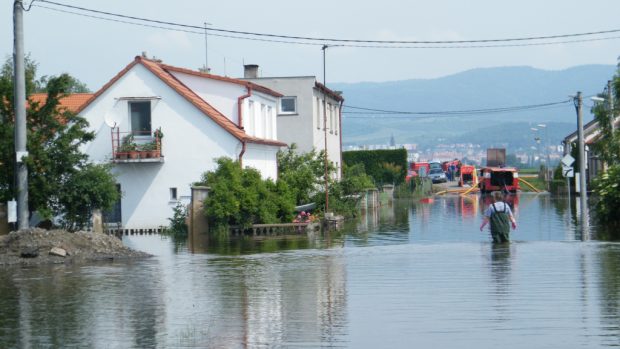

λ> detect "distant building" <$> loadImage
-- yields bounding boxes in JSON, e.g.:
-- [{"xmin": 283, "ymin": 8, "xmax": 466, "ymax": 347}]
[{"xmin": 242, "ymin": 65, "xmax": 344, "ymax": 178}]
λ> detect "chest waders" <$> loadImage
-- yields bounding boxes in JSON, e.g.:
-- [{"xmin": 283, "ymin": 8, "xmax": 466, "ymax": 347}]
[{"xmin": 490, "ymin": 203, "xmax": 511, "ymax": 243}]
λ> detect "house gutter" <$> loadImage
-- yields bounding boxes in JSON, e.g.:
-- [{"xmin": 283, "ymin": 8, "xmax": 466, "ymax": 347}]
[{"xmin": 237, "ymin": 86, "xmax": 252, "ymax": 167}]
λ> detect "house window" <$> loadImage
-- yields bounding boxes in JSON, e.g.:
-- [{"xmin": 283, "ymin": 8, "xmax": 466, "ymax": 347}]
[
  {"xmin": 170, "ymin": 187, "xmax": 178, "ymax": 201},
  {"xmin": 130, "ymin": 101, "xmax": 151, "ymax": 136},
  {"xmin": 279, "ymin": 96, "xmax": 297, "ymax": 114}
]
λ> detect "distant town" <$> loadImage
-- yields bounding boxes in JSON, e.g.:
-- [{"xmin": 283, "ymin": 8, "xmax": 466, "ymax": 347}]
[{"xmin": 345, "ymin": 141, "xmax": 562, "ymax": 167}]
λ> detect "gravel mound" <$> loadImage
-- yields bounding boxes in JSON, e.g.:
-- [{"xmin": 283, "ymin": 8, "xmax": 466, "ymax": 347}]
[{"xmin": 0, "ymin": 228, "xmax": 151, "ymax": 266}]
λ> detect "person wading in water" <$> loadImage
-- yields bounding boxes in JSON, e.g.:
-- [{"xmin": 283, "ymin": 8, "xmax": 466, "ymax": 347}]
[{"xmin": 480, "ymin": 191, "xmax": 517, "ymax": 243}]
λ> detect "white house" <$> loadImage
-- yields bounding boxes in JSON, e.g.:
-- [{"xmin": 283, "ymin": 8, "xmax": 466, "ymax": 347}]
[
  {"xmin": 242, "ymin": 65, "xmax": 344, "ymax": 179},
  {"xmin": 76, "ymin": 55, "xmax": 286, "ymax": 230}
]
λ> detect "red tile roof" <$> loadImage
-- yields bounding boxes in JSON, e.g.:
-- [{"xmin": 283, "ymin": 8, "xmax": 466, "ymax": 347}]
[
  {"xmin": 77, "ymin": 56, "xmax": 286, "ymax": 147},
  {"xmin": 315, "ymin": 82, "xmax": 344, "ymax": 102},
  {"xmin": 160, "ymin": 63, "xmax": 283, "ymax": 98},
  {"xmin": 29, "ymin": 93, "xmax": 93, "ymax": 112}
]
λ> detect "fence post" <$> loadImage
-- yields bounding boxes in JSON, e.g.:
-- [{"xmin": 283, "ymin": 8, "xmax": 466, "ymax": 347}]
[{"xmin": 190, "ymin": 186, "xmax": 211, "ymax": 236}]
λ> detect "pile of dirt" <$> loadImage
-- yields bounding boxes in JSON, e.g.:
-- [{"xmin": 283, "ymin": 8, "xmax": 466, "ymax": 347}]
[{"xmin": 0, "ymin": 228, "xmax": 150, "ymax": 266}]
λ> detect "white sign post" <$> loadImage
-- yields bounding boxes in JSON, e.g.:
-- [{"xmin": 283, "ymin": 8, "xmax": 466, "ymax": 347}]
[
  {"xmin": 562, "ymin": 154, "xmax": 575, "ymax": 167},
  {"xmin": 7, "ymin": 200, "xmax": 17, "ymax": 223}
]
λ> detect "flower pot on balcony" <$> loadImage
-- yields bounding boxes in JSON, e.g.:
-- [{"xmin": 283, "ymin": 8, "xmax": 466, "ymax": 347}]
[{"xmin": 128, "ymin": 150, "xmax": 139, "ymax": 159}]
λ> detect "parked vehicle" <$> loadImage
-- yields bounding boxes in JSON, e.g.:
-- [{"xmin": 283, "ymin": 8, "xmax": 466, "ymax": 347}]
[
  {"xmin": 429, "ymin": 161, "xmax": 442, "ymax": 170},
  {"xmin": 478, "ymin": 167, "xmax": 520, "ymax": 193},
  {"xmin": 459, "ymin": 165, "xmax": 477, "ymax": 187},
  {"xmin": 429, "ymin": 168, "xmax": 447, "ymax": 183},
  {"xmin": 410, "ymin": 162, "xmax": 430, "ymax": 177}
]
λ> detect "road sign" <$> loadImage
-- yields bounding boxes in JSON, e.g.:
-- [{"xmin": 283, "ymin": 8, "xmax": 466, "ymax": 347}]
[
  {"xmin": 562, "ymin": 165, "xmax": 574, "ymax": 178},
  {"xmin": 561, "ymin": 154, "xmax": 575, "ymax": 167}
]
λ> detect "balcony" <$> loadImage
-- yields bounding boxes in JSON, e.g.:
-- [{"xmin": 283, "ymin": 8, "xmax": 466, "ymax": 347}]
[{"xmin": 111, "ymin": 128, "xmax": 164, "ymax": 163}]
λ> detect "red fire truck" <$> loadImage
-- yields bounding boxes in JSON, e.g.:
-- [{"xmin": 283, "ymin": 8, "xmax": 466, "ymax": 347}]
[{"xmin": 478, "ymin": 167, "xmax": 520, "ymax": 193}]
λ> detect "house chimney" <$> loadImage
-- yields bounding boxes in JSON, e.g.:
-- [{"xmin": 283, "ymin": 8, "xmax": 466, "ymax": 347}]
[{"xmin": 244, "ymin": 64, "xmax": 259, "ymax": 79}]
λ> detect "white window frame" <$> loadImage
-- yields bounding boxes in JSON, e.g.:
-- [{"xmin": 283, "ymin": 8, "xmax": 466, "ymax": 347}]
[
  {"xmin": 169, "ymin": 187, "xmax": 178, "ymax": 201},
  {"xmin": 128, "ymin": 100, "xmax": 152, "ymax": 138},
  {"xmin": 279, "ymin": 96, "xmax": 297, "ymax": 115}
]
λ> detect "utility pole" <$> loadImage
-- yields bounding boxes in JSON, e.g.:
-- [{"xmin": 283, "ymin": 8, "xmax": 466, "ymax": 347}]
[
  {"xmin": 13, "ymin": 0, "xmax": 29, "ymax": 230},
  {"xmin": 322, "ymin": 45, "xmax": 329, "ymax": 213},
  {"xmin": 574, "ymin": 92, "xmax": 588, "ymax": 238},
  {"xmin": 607, "ymin": 80, "xmax": 615, "ymax": 133}
]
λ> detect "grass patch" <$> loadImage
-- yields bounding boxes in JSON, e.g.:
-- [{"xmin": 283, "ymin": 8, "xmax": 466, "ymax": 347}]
[{"xmin": 519, "ymin": 177, "xmax": 546, "ymax": 192}]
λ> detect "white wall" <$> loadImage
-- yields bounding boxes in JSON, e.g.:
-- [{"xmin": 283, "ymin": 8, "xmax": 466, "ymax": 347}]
[
  {"xmin": 171, "ymin": 71, "xmax": 278, "ymax": 141},
  {"xmin": 312, "ymin": 91, "xmax": 342, "ymax": 179},
  {"xmin": 242, "ymin": 77, "xmax": 342, "ymax": 179},
  {"xmin": 244, "ymin": 143, "xmax": 280, "ymax": 181},
  {"xmin": 80, "ymin": 64, "xmax": 280, "ymax": 229}
]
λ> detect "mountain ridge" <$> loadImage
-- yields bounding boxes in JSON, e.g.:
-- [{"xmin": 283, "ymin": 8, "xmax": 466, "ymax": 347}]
[{"xmin": 332, "ymin": 64, "xmax": 616, "ymax": 149}]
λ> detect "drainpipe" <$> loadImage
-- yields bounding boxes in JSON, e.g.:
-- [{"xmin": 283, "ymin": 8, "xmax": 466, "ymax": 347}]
[
  {"xmin": 237, "ymin": 86, "xmax": 252, "ymax": 167},
  {"xmin": 338, "ymin": 100, "xmax": 344, "ymax": 179},
  {"xmin": 237, "ymin": 86, "xmax": 252, "ymax": 130}
]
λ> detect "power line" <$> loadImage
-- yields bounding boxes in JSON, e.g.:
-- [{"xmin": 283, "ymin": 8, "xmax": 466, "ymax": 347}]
[
  {"xmin": 35, "ymin": 0, "xmax": 620, "ymax": 47},
  {"xmin": 30, "ymin": 4, "xmax": 620, "ymax": 50},
  {"xmin": 343, "ymin": 99, "xmax": 572, "ymax": 116},
  {"xmin": 33, "ymin": 4, "xmax": 327, "ymax": 47}
]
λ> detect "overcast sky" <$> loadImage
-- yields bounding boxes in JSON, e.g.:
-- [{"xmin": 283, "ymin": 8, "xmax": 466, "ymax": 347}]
[{"xmin": 2, "ymin": 0, "xmax": 620, "ymax": 90}]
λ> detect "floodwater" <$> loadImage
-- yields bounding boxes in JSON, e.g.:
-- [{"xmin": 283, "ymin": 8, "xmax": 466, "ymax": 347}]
[{"xmin": 2, "ymin": 193, "xmax": 620, "ymax": 348}]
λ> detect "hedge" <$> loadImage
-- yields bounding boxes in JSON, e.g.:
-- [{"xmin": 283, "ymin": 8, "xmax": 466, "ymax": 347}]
[{"xmin": 342, "ymin": 148, "xmax": 408, "ymax": 185}]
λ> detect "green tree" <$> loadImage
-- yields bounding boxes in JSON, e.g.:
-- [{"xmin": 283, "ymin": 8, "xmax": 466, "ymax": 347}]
[
  {"xmin": 58, "ymin": 164, "xmax": 119, "ymax": 231},
  {"xmin": 593, "ymin": 165, "xmax": 620, "ymax": 225},
  {"xmin": 0, "ymin": 55, "xmax": 89, "ymax": 95},
  {"xmin": 0, "ymin": 56, "xmax": 114, "ymax": 229},
  {"xmin": 590, "ymin": 63, "xmax": 620, "ymax": 165},
  {"xmin": 277, "ymin": 144, "xmax": 332, "ymax": 205},
  {"xmin": 199, "ymin": 158, "xmax": 295, "ymax": 231}
]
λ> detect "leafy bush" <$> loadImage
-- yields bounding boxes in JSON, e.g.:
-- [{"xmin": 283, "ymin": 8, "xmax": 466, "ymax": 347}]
[
  {"xmin": 198, "ymin": 157, "xmax": 295, "ymax": 231},
  {"xmin": 277, "ymin": 145, "xmax": 331, "ymax": 205},
  {"xmin": 57, "ymin": 164, "xmax": 119, "ymax": 231},
  {"xmin": 312, "ymin": 163, "xmax": 375, "ymax": 217},
  {"xmin": 343, "ymin": 149, "xmax": 407, "ymax": 185},
  {"xmin": 593, "ymin": 164, "xmax": 620, "ymax": 224},
  {"xmin": 164, "ymin": 202, "xmax": 188, "ymax": 237}
]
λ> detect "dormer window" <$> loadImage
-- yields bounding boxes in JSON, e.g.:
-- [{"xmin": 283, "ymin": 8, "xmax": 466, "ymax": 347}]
[
  {"xmin": 130, "ymin": 101, "xmax": 151, "ymax": 136},
  {"xmin": 279, "ymin": 96, "xmax": 297, "ymax": 115}
]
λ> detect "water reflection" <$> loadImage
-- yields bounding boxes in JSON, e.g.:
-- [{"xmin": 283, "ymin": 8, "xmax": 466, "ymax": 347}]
[
  {"xmin": 2, "ymin": 194, "xmax": 620, "ymax": 348},
  {"xmin": 0, "ymin": 261, "xmax": 166, "ymax": 348}
]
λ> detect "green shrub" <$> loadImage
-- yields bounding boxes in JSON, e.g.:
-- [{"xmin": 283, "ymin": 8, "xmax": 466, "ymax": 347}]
[
  {"xmin": 343, "ymin": 148, "xmax": 407, "ymax": 185},
  {"xmin": 277, "ymin": 145, "xmax": 331, "ymax": 205},
  {"xmin": 593, "ymin": 165, "xmax": 620, "ymax": 224},
  {"xmin": 198, "ymin": 157, "xmax": 295, "ymax": 231}
]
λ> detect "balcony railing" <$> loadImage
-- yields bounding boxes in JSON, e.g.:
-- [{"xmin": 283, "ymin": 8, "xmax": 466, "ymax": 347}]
[{"xmin": 110, "ymin": 128, "xmax": 164, "ymax": 163}]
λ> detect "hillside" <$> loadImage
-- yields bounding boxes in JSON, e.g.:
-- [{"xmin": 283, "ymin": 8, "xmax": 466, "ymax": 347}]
[{"xmin": 332, "ymin": 64, "xmax": 616, "ymax": 149}]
